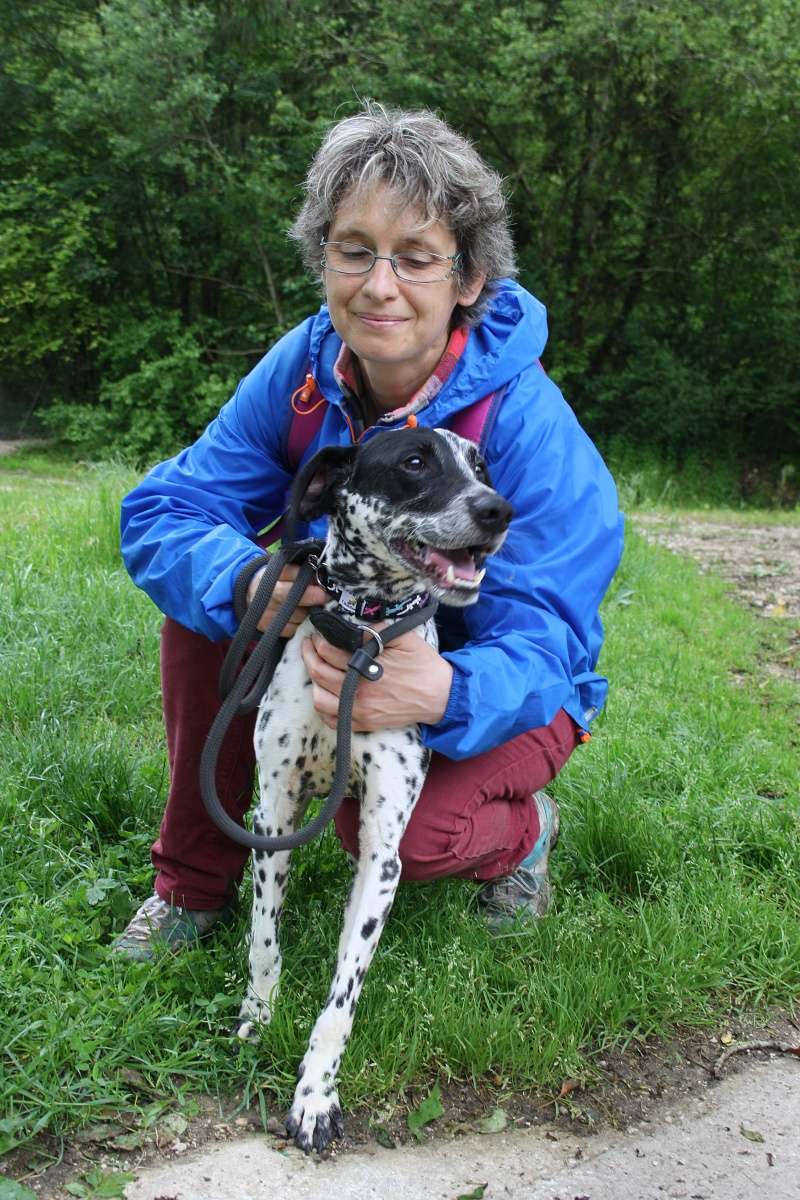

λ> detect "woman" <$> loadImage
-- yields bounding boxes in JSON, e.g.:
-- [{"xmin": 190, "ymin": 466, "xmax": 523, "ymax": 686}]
[{"xmin": 116, "ymin": 102, "xmax": 623, "ymax": 957}]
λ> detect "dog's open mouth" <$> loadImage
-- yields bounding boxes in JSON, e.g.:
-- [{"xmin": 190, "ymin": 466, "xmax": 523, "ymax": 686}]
[{"xmin": 390, "ymin": 538, "xmax": 492, "ymax": 591}]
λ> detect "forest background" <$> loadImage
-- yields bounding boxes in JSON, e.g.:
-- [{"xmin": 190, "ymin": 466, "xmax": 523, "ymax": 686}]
[{"xmin": 1, "ymin": 0, "xmax": 798, "ymax": 501}]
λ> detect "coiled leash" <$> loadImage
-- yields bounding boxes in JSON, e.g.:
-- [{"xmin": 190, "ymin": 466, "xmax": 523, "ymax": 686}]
[{"xmin": 199, "ymin": 541, "xmax": 438, "ymax": 853}]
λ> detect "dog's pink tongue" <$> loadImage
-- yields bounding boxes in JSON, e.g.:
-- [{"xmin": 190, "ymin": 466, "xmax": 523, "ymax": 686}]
[{"xmin": 425, "ymin": 547, "xmax": 477, "ymax": 580}]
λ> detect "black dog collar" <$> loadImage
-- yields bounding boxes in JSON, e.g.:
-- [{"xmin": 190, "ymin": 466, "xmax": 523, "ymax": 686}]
[{"xmin": 313, "ymin": 559, "xmax": 431, "ymax": 622}]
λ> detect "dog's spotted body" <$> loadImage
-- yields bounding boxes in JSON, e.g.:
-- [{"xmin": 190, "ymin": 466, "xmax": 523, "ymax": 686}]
[{"xmin": 236, "ymin": 427, "xmax": 512, "ymax": 1153}]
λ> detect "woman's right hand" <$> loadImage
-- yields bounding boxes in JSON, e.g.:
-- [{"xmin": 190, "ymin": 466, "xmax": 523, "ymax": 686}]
[{"xmin": 246, "ymin": 564, "xmax": 329, "ymax": 637}]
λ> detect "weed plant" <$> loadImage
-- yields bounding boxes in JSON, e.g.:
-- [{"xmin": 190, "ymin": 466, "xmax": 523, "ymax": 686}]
[{"xmin": 0, "ymin": 455, "xmax": 798, "ymax": 1155}]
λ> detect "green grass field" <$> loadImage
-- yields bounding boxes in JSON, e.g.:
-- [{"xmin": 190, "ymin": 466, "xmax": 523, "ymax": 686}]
[{"xmin": 1, "ymin": 452, "xmax": 798, "ymax": 1161}]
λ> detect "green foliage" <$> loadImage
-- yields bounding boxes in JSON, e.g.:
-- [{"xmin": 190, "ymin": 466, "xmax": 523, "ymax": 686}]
[
  {"xmin": 1, "ymin": 0, "xmax": 797, "ymax": 465},
  {"xmin": 41, "ymin": 313, "xmax": 237, "ymax": 461}
]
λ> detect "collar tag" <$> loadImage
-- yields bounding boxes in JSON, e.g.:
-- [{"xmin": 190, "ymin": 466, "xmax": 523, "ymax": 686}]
[{"xmin": 337, "ymin": 589, "xmax": 359, "ymax": 615}]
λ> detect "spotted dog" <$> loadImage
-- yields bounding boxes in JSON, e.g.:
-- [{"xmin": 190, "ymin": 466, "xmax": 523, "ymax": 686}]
[{"xmin": 237, "ymin": 427, "xmax": 512, "ymax": 1154}]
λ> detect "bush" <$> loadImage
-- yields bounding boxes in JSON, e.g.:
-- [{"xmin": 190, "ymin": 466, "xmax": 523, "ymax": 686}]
[{"xmin": 41, "ymin": 313, "xmax": 238, "ymax": 463}]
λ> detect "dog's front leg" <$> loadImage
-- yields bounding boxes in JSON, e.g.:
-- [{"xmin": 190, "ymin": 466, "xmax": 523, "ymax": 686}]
[
  {"xmin": 236, "ymin": 801, "xmax": 296, "ymax": 1039},
  {"xmin": 285, "ymin": 848, "xmax": 401, "ymax": 1153},
  {"xmin": 237, "ymin": 747, "xmax": 315, "ymax": 1039},
  {"xmin": 286, "ymin": 752, "xmax": 419, "ymax": 1154}
]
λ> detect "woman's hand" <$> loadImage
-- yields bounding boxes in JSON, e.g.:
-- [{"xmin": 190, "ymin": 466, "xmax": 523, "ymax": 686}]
[
  {"xmin": 246, "ymin": 564, "xmax": 329, "ymax": 638},
  {"xmin": 300, "ymin": 627, "xmax": 453, "ymax": 732}
]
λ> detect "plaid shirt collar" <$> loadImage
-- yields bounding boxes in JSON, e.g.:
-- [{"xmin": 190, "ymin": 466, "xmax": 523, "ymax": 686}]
[{"xmin": 332, "ymin": 325, "xmax": 470, "ymax": 425}]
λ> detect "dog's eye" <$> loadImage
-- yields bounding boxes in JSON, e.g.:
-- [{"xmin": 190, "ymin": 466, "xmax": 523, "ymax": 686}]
[{"xmin": 401, "ymin": 455, "xmax": 426, "ymax": 473}]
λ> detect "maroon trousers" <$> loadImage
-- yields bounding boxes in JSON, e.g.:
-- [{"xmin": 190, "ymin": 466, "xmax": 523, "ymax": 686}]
[{"xmin": 153, "ymin": 617, "xmax": 580, "ymax": 909}]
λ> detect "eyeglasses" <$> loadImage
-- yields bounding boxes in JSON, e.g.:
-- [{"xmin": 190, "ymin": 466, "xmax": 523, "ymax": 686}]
[{"xmin": 320, "ymin": 239, "xmax": 461, "ymax": 284}]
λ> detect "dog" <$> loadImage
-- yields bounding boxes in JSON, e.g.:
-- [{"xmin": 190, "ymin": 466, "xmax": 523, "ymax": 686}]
[{"xmin": 236, "ymin": 426, "xmax": 512, "ymax": 1153}]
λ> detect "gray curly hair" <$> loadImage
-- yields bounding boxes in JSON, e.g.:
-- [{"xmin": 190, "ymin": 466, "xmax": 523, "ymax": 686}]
[{"xmin": 289, "ymin": 102, "xmax": 516, "ymax": 326}]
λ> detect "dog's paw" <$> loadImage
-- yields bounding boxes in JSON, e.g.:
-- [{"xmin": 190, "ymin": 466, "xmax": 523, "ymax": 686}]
[
  {"xmin": 285, "ymin": 1089, "xmax": 344, "ymax": 1154},
  {"xmin": 235, "ymin": 991, "xmax": 274, "ymax": 1041}
]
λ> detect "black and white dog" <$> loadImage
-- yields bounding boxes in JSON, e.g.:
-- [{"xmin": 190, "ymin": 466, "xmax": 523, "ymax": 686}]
[{"xmin": 237, "ymin": 427, "xmax": 512, "ymax": 1153}]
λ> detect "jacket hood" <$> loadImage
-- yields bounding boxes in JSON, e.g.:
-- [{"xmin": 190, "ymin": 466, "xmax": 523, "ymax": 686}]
[{"xmin": 308, "ymin": 279, "xmax": 549, "ymax": 426}]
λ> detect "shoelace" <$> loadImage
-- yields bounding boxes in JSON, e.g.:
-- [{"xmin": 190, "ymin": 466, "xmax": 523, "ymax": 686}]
[{"xmin": 481, "ymin": 867, "xmax": 547, "ymax": 904}]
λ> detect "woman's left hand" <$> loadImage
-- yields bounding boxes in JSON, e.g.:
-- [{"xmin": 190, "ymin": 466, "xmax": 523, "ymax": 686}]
[{"xmin": 300, "ymin": 628, "xmax": 453, "ymax": 732}]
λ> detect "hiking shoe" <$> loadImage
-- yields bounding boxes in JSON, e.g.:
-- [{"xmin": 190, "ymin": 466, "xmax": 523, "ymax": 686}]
[
  {"xmin": 112, "ymin": 894, "xmax": 236, "ymax": 962},
  {"xmin": 476, "ymin": 792, "xmax": 560, "ymax": 933}
]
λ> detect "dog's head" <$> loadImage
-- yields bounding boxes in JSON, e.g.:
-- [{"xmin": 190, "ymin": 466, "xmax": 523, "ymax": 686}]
[{"xmin": 289, "ymin": 427, "xmax": 513, "ymax": 607}]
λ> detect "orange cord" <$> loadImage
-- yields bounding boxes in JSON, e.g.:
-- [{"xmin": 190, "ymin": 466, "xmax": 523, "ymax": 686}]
[
  {"xmin": 290, "ymin": 374, "xmax": 326, "ymax": 415},
  {"xmin": 405, "ymin": 413, "xmax": 418, "ymax": 429},
  {"xmin": 342, "ymin": 408, "xmax": 358, "ymax": 444},
  {"xmin": 579, "ymin": 731, "xmax": 592, "ymax": 744}
]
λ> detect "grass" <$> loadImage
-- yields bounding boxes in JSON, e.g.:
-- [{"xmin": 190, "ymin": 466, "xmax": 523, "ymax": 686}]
[{"xmin": 1, "ymin": 452, "xmax": 798, "ymax": 1160}]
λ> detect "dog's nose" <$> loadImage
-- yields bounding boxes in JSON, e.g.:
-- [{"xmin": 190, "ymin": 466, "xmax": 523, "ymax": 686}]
[{"xmin": 468, "ymin": 492, "xmax": 513, "ymax": 533}]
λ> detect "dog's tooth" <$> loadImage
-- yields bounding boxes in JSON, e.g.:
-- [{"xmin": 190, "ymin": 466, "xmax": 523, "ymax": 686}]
[
  {"xmin": 445, "ymin": 564, "xmax": 456, "ymax": 584},
  {"xmin": 474, "ymin": 567, "xmax": 486, "ymax": 584}
]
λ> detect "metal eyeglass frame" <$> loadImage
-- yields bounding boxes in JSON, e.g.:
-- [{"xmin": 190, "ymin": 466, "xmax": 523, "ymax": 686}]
[{"xmin": 319, "ymin": 238, "xmax": 462, "ymax": 284}]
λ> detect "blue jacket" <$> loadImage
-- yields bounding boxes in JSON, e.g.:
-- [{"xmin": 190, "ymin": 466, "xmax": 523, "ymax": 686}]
[{"xmin": 121, "ymin": 280, "xmax": 623, "ymax": 759}]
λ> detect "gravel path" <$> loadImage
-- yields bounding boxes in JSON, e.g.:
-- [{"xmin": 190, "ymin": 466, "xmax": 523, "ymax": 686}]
[
  {"xmin": 633, "ymin": 514, "xmax": 800, "ymax": 622},
  {"xmin": 633, "ymin": 514, "xmax": 800, "ymax": 686}
]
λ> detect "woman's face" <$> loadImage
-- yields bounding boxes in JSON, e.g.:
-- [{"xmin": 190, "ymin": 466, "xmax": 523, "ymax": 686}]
[{"xmin": 323, "ymin": 183, "xmax": 484, "ymax": 407}]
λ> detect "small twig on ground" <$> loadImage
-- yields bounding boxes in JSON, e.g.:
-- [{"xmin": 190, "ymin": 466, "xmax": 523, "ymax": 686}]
[
  {"xmin": 713, "ymin": 1040, "xmax": 800, "ymax": 1079},
  {"xmin": 681, "ymin": 1051, "xmax": 715, "ymax": 1075}
]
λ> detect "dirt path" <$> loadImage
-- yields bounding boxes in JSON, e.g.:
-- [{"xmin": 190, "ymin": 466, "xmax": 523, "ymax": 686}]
[
  {"xmin": 0, "ymin": 438, "xmax": 45, "ymax": 457},
  {"xmin": 632, "ymin": 514, "xmax": 800, "ymax": 622}
]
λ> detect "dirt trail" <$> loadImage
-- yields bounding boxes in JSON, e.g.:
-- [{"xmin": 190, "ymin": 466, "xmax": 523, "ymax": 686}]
[{"xmin": 632, "ymin": 514, "xmax": 800, "ymax": 621}]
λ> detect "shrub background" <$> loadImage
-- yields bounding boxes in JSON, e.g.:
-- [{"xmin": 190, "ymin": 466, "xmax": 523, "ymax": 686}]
[{"xmin": 1, "ymin": 0, "xmax": 798, "ymax": 476}]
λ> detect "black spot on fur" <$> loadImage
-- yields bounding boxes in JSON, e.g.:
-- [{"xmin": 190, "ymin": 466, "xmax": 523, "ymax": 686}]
[
  {"xmin": 278, "ymin": 732, "xmax": 289, "ymax": 747},
  {"xmin": 361, "ymin": 917, "xmax": 377, "ymax": 939},
  {"xmin": 380, "ymin": 857, "xmax": 399, "ymax": 881}
]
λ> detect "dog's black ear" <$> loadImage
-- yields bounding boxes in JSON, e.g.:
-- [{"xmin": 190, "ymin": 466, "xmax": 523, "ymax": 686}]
[{"xmin": 289, "ymin": 444, "xmax": 358, "ymax": 522}]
